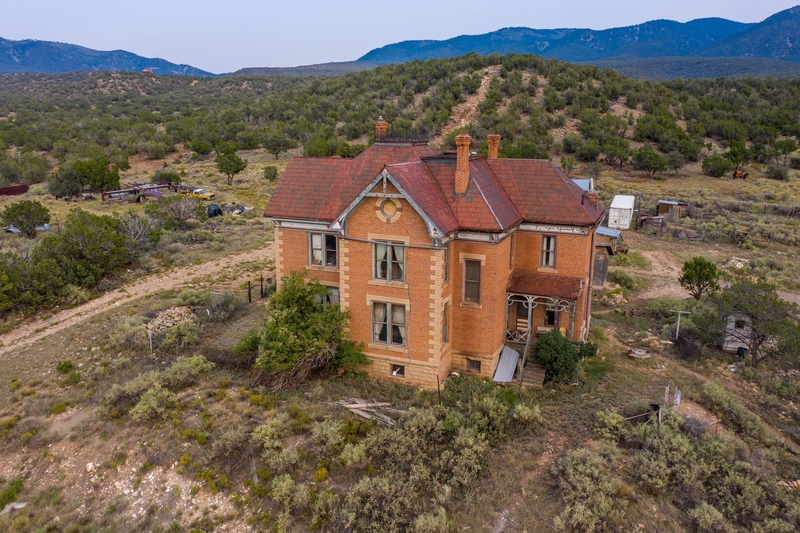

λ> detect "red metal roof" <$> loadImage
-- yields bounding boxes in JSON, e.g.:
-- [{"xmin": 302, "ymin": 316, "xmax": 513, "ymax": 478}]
[
  {"xmin": 265, "ymin": 142, "xmax": 604, "ymax": 231},
  {"xmin": 264, "ymin": 143, "xmax": 436, "ymax": 222},
  {"xmin": 508, "ymin": 271, "xmax": 582, "ymax": 300},
  {"xmin": 488, "ymin": 159, "xmax": 604, "ymax": 226}
]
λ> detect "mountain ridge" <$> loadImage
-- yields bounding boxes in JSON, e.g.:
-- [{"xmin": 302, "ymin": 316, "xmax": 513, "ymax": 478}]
[{"xmin": 0, "ymin": 36, "xmax": 216, "ymax": 77}]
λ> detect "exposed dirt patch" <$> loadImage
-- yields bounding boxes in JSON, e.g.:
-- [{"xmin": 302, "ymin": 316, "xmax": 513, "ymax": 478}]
[{"xmin": 431, "ymin": 67, "xmax": 499, "ymax": 147}]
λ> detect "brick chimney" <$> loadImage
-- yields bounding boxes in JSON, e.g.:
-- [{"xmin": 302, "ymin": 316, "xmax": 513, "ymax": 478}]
[
  {"xmin": 487, "ymin": 134, "xmax": 501, "ymax": 159},
  {"xmin": 374, "ymin": 116, "xmax": 388, "ymax": 141},
  {"xmin": 455, "ymin": 133, "xmax": 471, "ymax": 194},
  {"xmin": 586, "ymin": 191, "xmax": 599, "ymax": 208}
]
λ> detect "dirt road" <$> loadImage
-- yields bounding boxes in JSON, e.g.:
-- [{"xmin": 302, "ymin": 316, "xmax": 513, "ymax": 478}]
[{"xmin": 0, "ymin": 244, "xmax": 273, "ymax": 356}]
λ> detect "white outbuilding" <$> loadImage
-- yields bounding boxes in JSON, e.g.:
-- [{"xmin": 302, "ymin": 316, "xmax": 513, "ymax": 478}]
[{"xmin": 607, "ymin": 195, "xmax": 636, "ymax": 230}]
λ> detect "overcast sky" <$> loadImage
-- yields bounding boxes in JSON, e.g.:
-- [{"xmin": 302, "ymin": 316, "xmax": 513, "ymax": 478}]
[{"xmin": 2, "ymin": 1, "xmax": 799, "ymax": 73}]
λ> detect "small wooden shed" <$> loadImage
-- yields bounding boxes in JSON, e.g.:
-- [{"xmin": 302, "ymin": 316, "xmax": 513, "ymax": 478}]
[{"xmin": 657, "ymin": 199, "xmax": 688, "ymax": 220}]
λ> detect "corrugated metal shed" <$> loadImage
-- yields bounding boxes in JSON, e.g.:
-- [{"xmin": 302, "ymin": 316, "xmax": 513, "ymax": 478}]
[
  {"xmin": 597, "ymin": 226, "xmax": 622, "ymax": 241},
  {"xmin": 492, "ymin": 346, "xmax": 520, "ymax": 383},
  {"xmin": 608, "ymin": 195, "xmax": 635, "ymax": 230}
]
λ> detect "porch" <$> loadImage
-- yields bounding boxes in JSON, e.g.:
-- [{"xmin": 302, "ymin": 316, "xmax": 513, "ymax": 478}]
[
  {"xmin": 494, "ymin": 272, "xmax": 583, "ymax": 387},
  {"xmin": 505, "ymin": 272, "xmax": 582, "ymax": 343}
]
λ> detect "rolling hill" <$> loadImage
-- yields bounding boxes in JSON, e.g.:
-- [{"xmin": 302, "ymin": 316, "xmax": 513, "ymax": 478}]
[{"xmin": 0, "ymin": 37, "xmax": 215, "ymax": 76}]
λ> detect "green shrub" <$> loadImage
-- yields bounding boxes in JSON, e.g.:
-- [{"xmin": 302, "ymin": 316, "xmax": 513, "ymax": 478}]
[
  {"xmin": 161, "ymin": 320, "xmax": 200, "ymax": 352},
  {"xmin": 629, "ymin": 450, "xmax": 670, "ymax": 494},
  {"xmin": 160, "ymin": 355, "xmax": 215, "ymax": 389},
  {"xmin": 595, "ymin": 409, "xmax": 628, "ymax": 441},
  {"xmin": 313, "ymin": 467, "xmax": 328, "ymax": 482},
  {"xmin": 129, "ymin": 383, "xmax": 178, "ymax": 422},
  {"xmin": 702, "ymin": 156, "xmax": 733, "ymax": 177},
  {"xmin": 176, "ymin": 289, "xmax": 212, "ymax": 307},
  {"xmin": 699, "ymin": 382, "xmax": 771, "ymax": 446},
  {"xmin": 49, "ymin": 403, "xmax": 68, "ymax": 415},
  {"xmin": 607, "ymin": 269, "xmax": 637, "ymax": 290},
  {"xmin": 551, "ymin": 446, "xmax": 629, "ymax": 532},
  {"xmin": 533, "ymin": 330, "xmax": 596, "ymax": 384},
  {"xmin": 263, "ymin": 166, "xmax": 279, "ymax": 181},
  {"xmin": 236, "ymin": 330, "xmax": 260, "ymax": 353},
  {"xmin": 765, "ymin": 166, "xmax": 788, "ymax": 181},
  {"xmin": 690, "ymin": 503, "xmax": 731, "ymax": 533},
  {"xmin": 610, "ymin": 251, "xmax": 650, "ymax": 268},
  {"xmin": 55, "ymin": 360, "xmax": 74, "ymax": 374},
  {"xmin": 66, "ymin": 371, "xmax": 81, "ymax": 385},
  {"xmin": 0, "ymin": 478, "xmax": 23, "ymax": 508}
]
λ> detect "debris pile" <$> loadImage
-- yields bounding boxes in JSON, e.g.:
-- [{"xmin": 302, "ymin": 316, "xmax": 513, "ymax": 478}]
[
  {"xmin": 146, "ymin": 306, "xmax": 195, "ymax": 332},
  {"xmin": 336, "ymin": 397, "xmax": 397, "ymax": 426},
  {"xmin": 627, "ymin": 348, "xmax": 652, "ymax": 359},
  {"xmin": 724, "ymin": 257, "xmax": 750, "ymax": 270},
  {"xmin": 778, "ymin": 480, "xmax": 800, "ymax": 491}
]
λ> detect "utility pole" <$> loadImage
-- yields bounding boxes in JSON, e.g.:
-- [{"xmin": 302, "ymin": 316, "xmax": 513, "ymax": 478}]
[{"xmin": 670, "ymin": 310, "xmax": 692, "ymax": 339}]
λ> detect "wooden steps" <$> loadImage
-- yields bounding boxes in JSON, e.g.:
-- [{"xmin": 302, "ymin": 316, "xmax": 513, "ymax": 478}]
[{"xmin": 520, "ymin": 362, "xmax": 546, "ymax": 387}]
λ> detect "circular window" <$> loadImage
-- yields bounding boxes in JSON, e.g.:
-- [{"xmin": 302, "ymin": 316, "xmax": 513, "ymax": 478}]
[{"xmin": 381, "ymin": 199, "xmax": 398, "ymax": 218}]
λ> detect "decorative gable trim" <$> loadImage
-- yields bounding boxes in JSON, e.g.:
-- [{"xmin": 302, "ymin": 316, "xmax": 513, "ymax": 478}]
[
  {"xmin": 519, "ymin": 223, "xmax": 591, "ymax": 235},
  {"xmin": 332, "ymin": 168, "xmax": 445, "ymax": 238}
]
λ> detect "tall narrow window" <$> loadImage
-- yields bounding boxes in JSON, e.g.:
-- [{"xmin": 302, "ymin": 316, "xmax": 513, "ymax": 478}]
[
  {"xmin": 442, "ymin": 302, "xmax": 450, "ymax": 344},
  {"xmin": 371, "ymin": 302, "xmax": 407, "ymax": 347},
  {"xmin": 309, "ymin": 233, "xmax": 337, "ymax": 267},
  {"xmin": 444, "ymin": 247, "xmax": 450, "ymax": 282},
  {"xmin": 464, "ymin": 260, "xmax": 481, "ymax": 303},
  {"xmin": 509, "ymin": 234, "xmax": 515, "ymax": 269},
  {"xmin": 541, "ymin": 235, "xmax": 556, "ymax": 268},
  {"xmin": 374, "ymin": 242, "xmax": 405, "ymax": 282}
]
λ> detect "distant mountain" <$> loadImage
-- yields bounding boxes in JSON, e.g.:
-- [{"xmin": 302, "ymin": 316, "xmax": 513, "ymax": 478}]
[
  {"xmin": 358, "ymin": 28, "xmax": 576, "ymax": 64},
  {"xmin": 359, "ymin": 18, "xmax": 755, "ymax": 64},
  {"xmin": 588, "ymin": 56, "xmax": 800, "ymax": 80},
  {"xmin": 699, "ymin": 6, "xmax": 800, "ymax": 62},
  {"xmin": 0, "ymin": 37, "xmax": 215, "ymax": 76}
]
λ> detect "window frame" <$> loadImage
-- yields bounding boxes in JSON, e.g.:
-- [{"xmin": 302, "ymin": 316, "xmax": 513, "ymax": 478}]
[
  {"xmin": 541, "ymin": 235, "xmax": 557, "ymax": 268},
  {"xmin": 371, "ymin": 301, "xmax": 407, "ymax": 347},
  {"xmin": 509, "ymin": 234, "xmax": 515, "ymax": 269},
  {"xmin": 308, "ymin": 232, "xmax": 337, "ymax": 267},
  {"xmin": 442, "ymin": 301, "xmax": 450, "ymax": 344},
  {"xmin": 463, "ymin": 259, "xmax": 481, "ymax": 304},
  {"xmin": 373, "ymin": 241, "xmax": 406, "ymax": 283},
  {"xmin": 443, "ymin": 247, "xmax": 450, "ymax": 282},
  {"xmin": 466, "ymin": 358, "xmax": 481, "ymax": 373},
  {"xmin": 391, "ymin": 364, "xmax": 405, "ymax": 377}
]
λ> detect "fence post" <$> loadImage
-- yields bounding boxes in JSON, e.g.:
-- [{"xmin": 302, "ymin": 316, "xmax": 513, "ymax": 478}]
[
  {"xmin": 260, "ymin": 276, "xmax": 264, "ymax": 299},
  {"xmin": 248, "ymin": 281, "xmax": 252, "ymax": 303}
]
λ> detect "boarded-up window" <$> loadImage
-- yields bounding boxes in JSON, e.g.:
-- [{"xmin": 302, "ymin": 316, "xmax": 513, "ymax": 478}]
[{"xmin": 593, "ymin": 248, "xmax": 609, "ymax": 287}]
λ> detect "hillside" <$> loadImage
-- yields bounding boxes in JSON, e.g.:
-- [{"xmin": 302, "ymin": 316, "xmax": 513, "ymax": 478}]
[{"xmin": 0, "ymin": 36, "xmax": 215, "ymax": 76}]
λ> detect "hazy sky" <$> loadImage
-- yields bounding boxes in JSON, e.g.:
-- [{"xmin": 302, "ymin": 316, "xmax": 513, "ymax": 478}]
[{"xmin": 2, "ymin": 1, "xmax": 799, "ymax": 73}]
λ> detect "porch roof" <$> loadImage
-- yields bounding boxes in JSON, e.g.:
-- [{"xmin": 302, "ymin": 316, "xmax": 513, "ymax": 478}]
[{"xmin": 507, "ymin": 272, "xmax": 582, "ymax": 300}]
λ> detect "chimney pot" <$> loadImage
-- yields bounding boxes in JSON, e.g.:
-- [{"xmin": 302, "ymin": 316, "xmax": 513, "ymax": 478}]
[
  {"xmin": 374, "ymin": 116, "xmax": 388, "ymax": 141},
  {"xmin": 455, "ymin": 133, "xmax": 471, "ymax": 195},
  {"xmin": 487, "ymin": 134, "xmax": 501, "ymax": 159},
  {"xmin": 586, "ymin": 191, "xmax": 599, "ymax": 208}
]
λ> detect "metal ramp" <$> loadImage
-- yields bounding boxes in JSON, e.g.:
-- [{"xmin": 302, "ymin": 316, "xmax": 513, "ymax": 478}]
[{"xmin": 492, "ymin": 346, "xmax": 520, "ymax": 383}]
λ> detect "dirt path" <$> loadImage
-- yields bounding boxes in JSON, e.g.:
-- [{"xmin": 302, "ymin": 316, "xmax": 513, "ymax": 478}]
[
  {"xmin": 0, "ymin": 244, "xmax": 273, "ymax": 356},
  {"xmin": 431, "ymin": 66, "xmax": 499, "ymax": 147}
]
